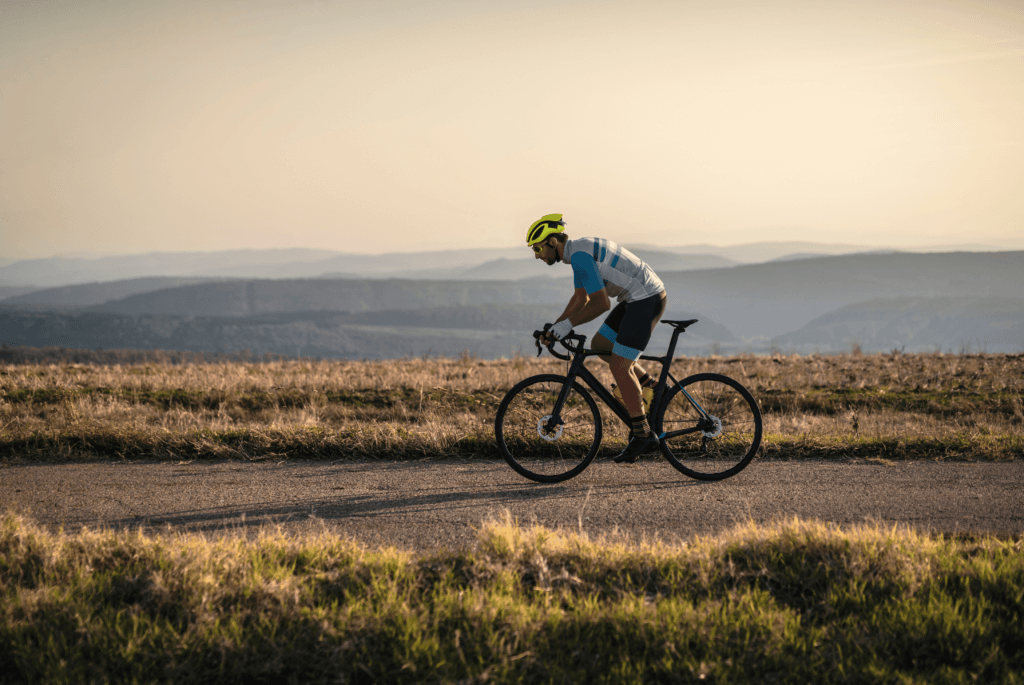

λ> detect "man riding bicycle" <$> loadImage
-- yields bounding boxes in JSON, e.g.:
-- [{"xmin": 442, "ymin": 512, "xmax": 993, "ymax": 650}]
[{"xmin": 528, "ymin": 213, "xmax": 667, "ymax": 463}]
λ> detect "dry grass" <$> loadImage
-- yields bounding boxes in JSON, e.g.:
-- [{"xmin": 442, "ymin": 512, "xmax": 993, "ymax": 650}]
[{"xmin": 1, "ymin": 350, "xmax": 1022, "ymax": 462}]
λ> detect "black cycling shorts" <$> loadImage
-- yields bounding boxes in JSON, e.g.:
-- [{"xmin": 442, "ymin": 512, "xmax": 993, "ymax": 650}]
[{"xmin": 596, "ymin": 292, "xmax": 666, "ymax": 360}]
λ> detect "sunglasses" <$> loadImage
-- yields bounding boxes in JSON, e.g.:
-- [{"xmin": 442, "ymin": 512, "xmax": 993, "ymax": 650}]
[{"xmin": 532, "ymin": 242, "xmax": 547, "ymax": 253}]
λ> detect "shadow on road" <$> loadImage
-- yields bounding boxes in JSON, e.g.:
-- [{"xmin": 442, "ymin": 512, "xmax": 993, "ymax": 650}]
[{"xmin": 106, "ymin": 461, "xmax": 705, "ymax": 534}]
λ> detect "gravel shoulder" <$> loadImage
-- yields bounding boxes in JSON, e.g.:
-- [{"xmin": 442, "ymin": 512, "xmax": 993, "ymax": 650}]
[{"xmin": 2, "ymin": 459, "xmax": 1021, "ymax": 550}]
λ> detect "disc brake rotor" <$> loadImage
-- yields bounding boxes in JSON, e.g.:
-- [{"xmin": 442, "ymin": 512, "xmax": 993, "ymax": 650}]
[
  {"xmin": 536, "ymin": 415, "xmax": 564, "ymax": 442},
  {"xmin": 701, "ymin": 415, "xmax": 723, "ymax": 439}
]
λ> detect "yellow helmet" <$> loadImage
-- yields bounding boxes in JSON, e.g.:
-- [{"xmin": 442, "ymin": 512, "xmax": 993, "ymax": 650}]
[{"xmin": 526, "ymin": 214, "xmax": 566, "ymax": 246}]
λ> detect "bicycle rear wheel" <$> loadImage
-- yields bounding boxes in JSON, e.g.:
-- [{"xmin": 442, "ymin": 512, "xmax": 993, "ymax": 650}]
[
  {"xmin": 653, "ymin": 373, "xmax": 762, "ymax": 480},
  {"xmin": 494, "ymin": 374, "xmax": 602, "ymax": 483}
]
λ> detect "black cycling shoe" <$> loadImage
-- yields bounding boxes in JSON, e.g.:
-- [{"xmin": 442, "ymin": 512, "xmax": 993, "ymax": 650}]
[{"xmin": 613, "ymin": 433, "xmax": 660, "ymax": 464}]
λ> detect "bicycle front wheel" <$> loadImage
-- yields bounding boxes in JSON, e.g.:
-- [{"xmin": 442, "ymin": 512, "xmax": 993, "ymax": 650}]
[
  {"xmin": 494, "ymin": 374, "xmax": 602, "ymax": 483},
  {"xmin": 653, "ymin": 373, "xmax": 762, "ymax": 481}
]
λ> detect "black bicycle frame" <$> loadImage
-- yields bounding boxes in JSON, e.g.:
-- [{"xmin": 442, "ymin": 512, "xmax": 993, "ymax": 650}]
[{"xmin": 544, "ymin": 326, "xmax": 714, "ymax": 440}]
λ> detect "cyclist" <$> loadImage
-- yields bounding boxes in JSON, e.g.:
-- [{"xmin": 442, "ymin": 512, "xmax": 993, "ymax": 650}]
[{"xmin": 528, "ymin": 213, "xmax": 667, "ymax": 463}]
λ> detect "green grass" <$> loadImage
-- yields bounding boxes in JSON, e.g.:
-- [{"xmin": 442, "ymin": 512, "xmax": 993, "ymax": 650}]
[
  {"xmin": 760, "ymin": 386, "xmax": 1024, "ymax": 419},
  {"xmin": 762, "ymin": 432, "xmax": 1024, "ymax": 462},
  {"xmin": 5, "ymin": 383, "xmax": 1022, "ymax": 421},
  {"xmin": 3, "ymin": 423, "xmax": 1021, "ymax": 463},
  {"xmin": 2, "ymin": 512, "xmax": 1022, "ymax": 683}
]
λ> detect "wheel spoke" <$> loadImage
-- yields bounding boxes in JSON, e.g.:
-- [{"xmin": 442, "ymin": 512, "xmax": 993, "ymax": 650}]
[
  {"xmin": 655, "ymin": 374, "xmax": 762, "ymax": 481},
  {"xmin": 495, "ymin": 376, "xmax": 602, "ymax": 483}
]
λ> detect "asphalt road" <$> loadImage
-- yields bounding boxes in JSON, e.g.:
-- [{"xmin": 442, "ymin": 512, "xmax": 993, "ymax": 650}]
[{"xmin": 2, "ymin": 459, "xmax": 1021, "ymax": 550}]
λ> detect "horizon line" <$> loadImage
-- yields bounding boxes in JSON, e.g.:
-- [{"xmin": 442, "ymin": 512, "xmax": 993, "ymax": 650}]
[{"xmin": 5, "ymin": 240, "xmax": 1024, "ymax": 263}]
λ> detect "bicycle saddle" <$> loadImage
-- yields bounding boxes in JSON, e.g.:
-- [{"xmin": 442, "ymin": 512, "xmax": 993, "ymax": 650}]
[{"xmin": 661, "ymin": 319, "xmax": 698, "ymax": 330}]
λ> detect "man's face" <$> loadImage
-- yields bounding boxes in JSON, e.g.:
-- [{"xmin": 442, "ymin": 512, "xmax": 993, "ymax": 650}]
[{"xmin": 532, "ymin": 239, "xmax": 558, "ymax": 265}]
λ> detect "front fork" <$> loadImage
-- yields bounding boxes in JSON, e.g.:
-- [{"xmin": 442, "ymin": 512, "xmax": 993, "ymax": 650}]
[{"xmin": 545, "ymin": 357, "xmax": 589, "ymax": 433}]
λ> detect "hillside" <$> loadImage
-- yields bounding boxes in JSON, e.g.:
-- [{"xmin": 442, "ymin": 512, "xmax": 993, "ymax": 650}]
[
  {"xmin": 0, "ymin": 307, "xmax": 736, "ymax": 360},
  {"xmin": 0, "ymin": 247, "xmax": 534, "ymax": 287},
  {"xmin": 53, "ymin": 251, "xmax": 1023, "ymax": 342},
  {"xmin": 660, "ymin": 240, "xmax": 1015, "ymax": 262},
  {"xmin": 1, "ymin": 246, "xmax": 739, "ymax": 289},
  {"xmin": 322, "ymin": 256, "xmax": 564, "ymax": 282},
  {"xmin": 772, "ymin": 297, "xmax": 1024, "ymax": 353},
  {"xmin": 4, "ymin": 251, "xmax": 1020, "ymax": 356},
  {"xmin": 2, "ymin": 241, "xmax": 964, "ymax": 288},
  {"xmin": 659, "ymin": 251, "xmax": 1024, "ymax": 339},
  {"xmin": 347, "ymin": 305, "xmax": 736, "ymax": 341},
  {"xmin": 662, "ymin": 240, "xmax": 885, "ymax": 263},
  {"xmin": 0, "ymin": 286, "xmax": 37, "ymax": 301},
  {"xmin": 0, "ymin": 249, "xmax": 340, "ymax": 288},
  {"xmin": 624, "ymin": 249, "xmax": 736, "ymax": 272},
  {"xmin": 418, "ymin": 250, "xmax": 735, "ymax": 282},
  {"xmin": 1, "ymin": 277, "xmax": 220, "ymax": 308},
  {"xmin": 89, "ymin": 279, "xmax": 571, "ymax": 317}
]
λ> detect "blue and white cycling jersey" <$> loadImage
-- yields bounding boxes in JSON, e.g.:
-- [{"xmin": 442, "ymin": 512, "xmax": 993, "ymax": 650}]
[{"xmin": 562, "ymin": 237, "xmax": 665, "ymax": 303}]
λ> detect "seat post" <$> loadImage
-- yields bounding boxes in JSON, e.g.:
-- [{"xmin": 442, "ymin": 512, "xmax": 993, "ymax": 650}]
[
  {"xmin": 659, "ymin": 319, "xmax": 698, "ymax": 364},
  {"xmin": 664, "ymin": 326, "xmax": 683, "ymax": 361}
]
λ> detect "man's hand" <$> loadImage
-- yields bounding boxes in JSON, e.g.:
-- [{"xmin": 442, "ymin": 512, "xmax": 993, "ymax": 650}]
[{"xmin": 541, "ymin": 319, "xmax": 573, "ymax": 345}]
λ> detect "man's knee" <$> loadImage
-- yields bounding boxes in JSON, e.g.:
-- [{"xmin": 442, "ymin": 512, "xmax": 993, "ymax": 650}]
[
  {"xmin": 608, "ymin": 354, "xmax": 635, "ymax": 375},
  {"xmin": 593, "ymin": 333, "xmax": 614, "ymax": 362}
]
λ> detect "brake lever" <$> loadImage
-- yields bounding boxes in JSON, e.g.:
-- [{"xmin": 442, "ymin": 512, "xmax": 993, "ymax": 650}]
[{"xmin": 535, "ymin": 324, "xmax": 557, "ymax": 357}]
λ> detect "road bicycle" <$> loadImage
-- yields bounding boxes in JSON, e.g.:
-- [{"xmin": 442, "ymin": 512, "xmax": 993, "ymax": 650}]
[{"xmin": 494, "ymin": 319, "xmax": 762, "ymax": 483}]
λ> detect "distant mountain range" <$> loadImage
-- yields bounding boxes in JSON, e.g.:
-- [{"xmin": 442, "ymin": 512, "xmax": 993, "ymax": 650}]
[
  {"xmin": 654, "ymin": 241, "xmax": 888, "ymax": 264},
  {"xmin": 82, "ymin": 279, "xmax": 569, "ymax": 317},
  {"xmin": 0, "ymin": 306, "xmax": 735, "ymax": 360},
  {"xmin": 1, "ymin": 249, "xmax": 1021, "ymax": 358},
  {"xmin": 0, "ymin": 249, "xmax": 338, "ymax": 288},
  {"xmin": 1, "ymin": 277, "xmax": 220, "ymax": 308},
  {"xmin": 773, "ymin": 297, "xmax": 1024, "ymax": 353},
  {"xmin": 658, "ymin": 251, "xmax": 1024, "ymax": 339},
  {"xmin": 0, "ymin": 241, "xmax": 901, "ymax": 289},
  {"xmin": 0, "ymin": 246, "xmax": 559, "ymax": 287},
  {"xmin": 321, "ymin": 251, "xmax": 736, "ymax": 282},
  {"xmin": 657, "ymin": 240, "xmax": 1021, "ymax": 263},
  {"xmin": 0, "ymin": 286, "xmax": 37, "ymax": 301}
]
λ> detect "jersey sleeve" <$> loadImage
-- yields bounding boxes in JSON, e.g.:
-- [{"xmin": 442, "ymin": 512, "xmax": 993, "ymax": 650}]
[{"xmin": 570, "ymin": 251, "xmax": 605, "ymax": 294}]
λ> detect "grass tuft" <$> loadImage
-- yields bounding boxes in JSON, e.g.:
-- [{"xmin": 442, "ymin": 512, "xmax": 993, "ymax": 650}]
[{"xmin": 1, "ymin": 511, "xmax": 1022, "ymax": 683}]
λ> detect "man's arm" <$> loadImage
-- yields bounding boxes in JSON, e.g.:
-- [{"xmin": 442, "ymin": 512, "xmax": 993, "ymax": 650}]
[
  {"xmin": 555, "ymin": 287, "xmax": 588, "ymax": 324},
  {"xmin": 563, "ymin": 250, "xmax": 611, "ymax": 326},
  {"xmin": 544, "ymin": 287, "xmax": 610, "ymax": 343},
  {"xmin": 559, "ymin": 287, "xmax": 610, "ymax": 327},
  {"xmin": 543, "ymin": 249, "xmax": 611, "ymax": 341}
]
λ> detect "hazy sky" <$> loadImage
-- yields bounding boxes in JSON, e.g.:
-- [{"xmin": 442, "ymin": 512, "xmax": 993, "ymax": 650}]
[{"xmin": 2, "ymin": 0, "xmax": 1022, "ymax": 260}]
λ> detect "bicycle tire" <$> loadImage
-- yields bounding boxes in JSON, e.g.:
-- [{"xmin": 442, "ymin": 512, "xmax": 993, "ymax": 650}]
[
  {"xmin": 653, "ymin": 373, "xmax": 762, "ymax": 481},
  {"xmin": 494, "ymin": 374, "xmax": 602, "ymax": 483}
]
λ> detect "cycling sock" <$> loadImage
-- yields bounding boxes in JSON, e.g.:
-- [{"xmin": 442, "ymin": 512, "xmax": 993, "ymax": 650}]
[{"xmin": 631, "ymin": 415, "xmax": 652, "ymax": 438}]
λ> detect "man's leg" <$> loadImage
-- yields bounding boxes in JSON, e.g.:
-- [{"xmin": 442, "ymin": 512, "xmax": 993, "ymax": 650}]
[
  {"xmin": 608, "ymin": 353, "xmax": 645, "ymax": 417},
  {"xmin": 607, "ymin": 292, "xmax": 667, "ymax": 462},
  {"xmin": 594, "ymin": 345, "xmax": 657, "ymax": 414},
  {"xmin": 609, "ymin": 351, "xmax": 659, "ymax": 463},
  {"xmin": 593, "ymin": 331, "xmax": 650, "ymax": 399},
  {"xmin": 605, "ymin": 329, "xmax": 656, "ymax": 463},
  {"xmin": 595, "ymin": 304, "xmax": 637, "ymax": 392},
  {"xmin": 633, "ymin": 292, "xmax": 666, "ymax": 393}
]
